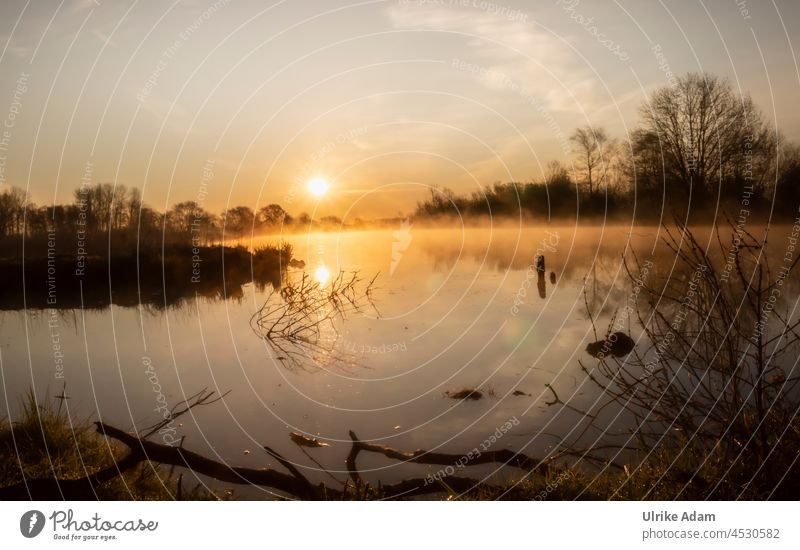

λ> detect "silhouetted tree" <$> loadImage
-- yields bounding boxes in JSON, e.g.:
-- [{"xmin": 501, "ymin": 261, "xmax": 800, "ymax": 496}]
[
  {"xmin": 73, "ymin": 183, "xmax": 120, "ymax": 233},
  {"xmin": 629, "ymin": 129, "xmax": 666, "ymax": 199},
  {"xmin": 126, "ymin": 188, "xmax": 142, "ymax": 231},
  {"xmin": 0, "ymin": 186, "xmax": 27, "ymax": 236},
  {"xmin": 296, "ymin": 212, "xmax": 312, "ymax": 227},
  {"xmin": 258, "ymin": 204, "xmax": 291, "ymax": 228},
  {"xmin": 192, "ymin": 211, "xmax": 219, "ymax": 245},
  {"xmin": 92, "ymin": 183, "xmax": 115, "ymax": 232},
  {"xmin": 49, "ymin": 204, "xmax": 78, "ymax": 235},
  {"xmin": 640, "ymin": 72, "xmax": 774, "ymax": 201},
  {"xmin": 110, "ymin": 185, "xmax": 131, "ymax": 230},
  {"xmin": 414, "ymin": 187, "xmax": 464, "ymax": 217},
  {"xmin": 570, "ymin": 126, "xmax": 612, "ymax": 196},
  {"xmin": 133, "ymin": 206, "xmax": 162, "ymax": 249},
  {"xmin": 222, "ymin": 206, "xmax": 255, "ymax": 239},
  {"xmin": 545, "ymin": 160, "xmax": 571, "ymax": 187},
  {"xmin": 167, "ymin": 201, "xmax": 202, "ymax": 235},
  {"xmin": 320, "ymin": 215, "xmax": 342, "ymax": 227}
]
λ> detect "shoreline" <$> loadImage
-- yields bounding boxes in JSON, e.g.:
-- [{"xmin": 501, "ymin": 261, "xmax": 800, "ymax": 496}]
[{"xmin": 0, "ymin": 243, "xmax": 291, "ymax": 310}]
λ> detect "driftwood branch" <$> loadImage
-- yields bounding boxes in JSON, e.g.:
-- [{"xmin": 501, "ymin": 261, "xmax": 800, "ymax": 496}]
[
  {"xmin": 346, "ymin": 430, "xmax": 543, "ymax": 485},
  {"xmin": 140, "ymin": 388, "xmax": 228, "ymax": 440},
  {"xmin": 263, "ymin": 445, "xmax": 318, "ymax": 499},
  {"xmin": 0, "ymin": 423, "xmax": 546, "ymax": 500},
  {"xmin": 95, "ymin": 423, "xmax": 320, "ymax": 498}
]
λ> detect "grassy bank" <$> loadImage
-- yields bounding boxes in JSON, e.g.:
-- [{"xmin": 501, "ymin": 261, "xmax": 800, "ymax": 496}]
[
  {"xmin": 4, "ymin": 393, "xmax": 795, "ymax": 501},
  {"xmin": 0, "ymin": 393, "xmax": 220, "ymax": 500}
]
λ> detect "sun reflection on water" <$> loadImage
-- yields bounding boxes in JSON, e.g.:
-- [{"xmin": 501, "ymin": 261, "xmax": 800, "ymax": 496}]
[{"xmin": 314, "ymin": 265, "xmax": 330, "ymax": 286}]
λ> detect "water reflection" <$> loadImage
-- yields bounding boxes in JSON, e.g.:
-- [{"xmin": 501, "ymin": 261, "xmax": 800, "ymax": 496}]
[
  {"xmin": 313, "ymin": 265, "xmax": 331, "ymax": 286},
  {"xmin": 0, "ymin": 246, "xmax": 285, "ymax": 310},
  {"xmin": 1, "ymin": 225, "xmax": 797, "ymax": 494}
]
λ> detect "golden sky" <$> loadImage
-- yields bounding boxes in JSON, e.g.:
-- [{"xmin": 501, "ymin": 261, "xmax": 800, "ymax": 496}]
[{"xmin": 1, "ymin": 0, "xmax": 799, "ymax": 218}]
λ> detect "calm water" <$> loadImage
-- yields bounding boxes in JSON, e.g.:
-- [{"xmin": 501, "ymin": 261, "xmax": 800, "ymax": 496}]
[{"xmin": 0, "ymin": 224, "xmax": 790, "ymax": 496}]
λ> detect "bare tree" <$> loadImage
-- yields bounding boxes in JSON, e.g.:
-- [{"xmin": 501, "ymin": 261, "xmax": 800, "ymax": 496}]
[
  {"xmin": 126, "ymin": 188, "xmax": 142, "ymax": 231},
  {"xmin": 110, "ymin": 185, "xmax": 129, "ymax": 230},
  {"xmin": 570, "ymin": 126, "xmax": 613, "ymax": 196},
  {"xmin": 629, "ymin": 129, "xmax": 667, "ymax": 197},
  {"xmin": 640, "ymin": 72, "xmax": 774, "ymax": 199},
  {"xmin": 0, "ymin": 186, "xmax": 28, "ymax": 236},
  {"xmin": 167, "ymin": 201, "xmax": 201, "ymax": 235},
  {"xmin": 544, "ymin": 160, "xmax": 571, "ymax": 187},
  {"xmin": 93, "ymin": 183, "xmax": 115, "ymax": 232}
]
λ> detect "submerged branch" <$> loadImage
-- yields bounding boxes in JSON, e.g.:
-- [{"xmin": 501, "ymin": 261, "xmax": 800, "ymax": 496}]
[
  {"xmin": 251, "ymin": 270, "xmax": 378, "ymax": 372},
  {"xmin": 346, "ymin": 430, "xmax": 544, "ymax": 485}
]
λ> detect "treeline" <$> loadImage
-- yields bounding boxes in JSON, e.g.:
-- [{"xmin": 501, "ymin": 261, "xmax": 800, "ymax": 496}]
[
  {"xmin": 415, "ymin": 72, "xmax": 800, "ymax": 222},
  {"xmin": 0, "ymin": 183, "xmax": 333, "ymax": 249},
  {"xmin": 0, "ymin": 183, "xmax": 297, "ymax": 307}
]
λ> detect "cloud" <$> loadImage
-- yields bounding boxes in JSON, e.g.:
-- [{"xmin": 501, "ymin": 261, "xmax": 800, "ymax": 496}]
[
  {"xmin": 92, "ymin": 29, "xmax": 118, "ymax": 48},
  {"xmin": 0, "ymin": 35, "xmax": 32, "ymax": 60},
  {"xmin": 136, "ymin": 91, "xmax": 190, "ymax": 128},
  {"xmin": 386, "ymin": 3, "xmax": 599, "ymax": 111},
  {"xmin": 70, "ymin": 0, "xmax": 100, "ymax": 13}
]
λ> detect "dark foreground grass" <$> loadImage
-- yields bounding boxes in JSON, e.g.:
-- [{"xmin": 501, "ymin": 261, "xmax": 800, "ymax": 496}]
[
  {"xmin": 0, "ymin": 392, "xmax": 220, "ymax": 500},
  {"xmin": 5, "ymin": 395, "xmax": 795, "ymax": 500},
  {"xmin": 474, "ymin": 443, "xmax": 799, "ymax": 501}
]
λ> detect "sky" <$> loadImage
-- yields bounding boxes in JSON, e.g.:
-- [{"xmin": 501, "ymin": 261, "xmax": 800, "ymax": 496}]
[{"xmin": 1, "ymin": 0, "xmax": 799, "ymax": 218}]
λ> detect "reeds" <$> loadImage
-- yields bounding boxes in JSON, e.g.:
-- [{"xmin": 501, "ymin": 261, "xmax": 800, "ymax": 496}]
[{"xmin": 555, "ymin": 221, "xmax": 800, "ymax": 498}]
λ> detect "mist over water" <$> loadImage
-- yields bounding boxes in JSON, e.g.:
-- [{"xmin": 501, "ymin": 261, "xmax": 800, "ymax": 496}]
[{"xmin": 2, "ymin": 223, "xmax": 795, "ymax": 494}]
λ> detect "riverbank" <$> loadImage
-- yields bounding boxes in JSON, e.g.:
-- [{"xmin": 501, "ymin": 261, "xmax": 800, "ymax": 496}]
[{"xmin": 0, "ymin": 242, "xmax": 292, "ymax": 309}]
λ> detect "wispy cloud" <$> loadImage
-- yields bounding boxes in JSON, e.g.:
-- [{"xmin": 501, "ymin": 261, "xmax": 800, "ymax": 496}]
[
  {"xmin": 70, "ymin": 0, "xmax": 100, "ymax": 14},
  {"xmin": 92, "ymin": 28, "xmax": 118, "ymax": 48},
  {"xmin": 136, "ymin": 91, "xmax": 190, "ymax": 128},
  {"xmin": 386, "ymin": 3, "xmax": 601, "ymax": 112},
  {"xmin": 0, "ymin": 35, "xmax": 32, "ymax": 60}
]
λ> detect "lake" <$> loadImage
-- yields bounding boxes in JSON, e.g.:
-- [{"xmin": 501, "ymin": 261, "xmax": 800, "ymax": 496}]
[{"xmin": 0, "ymin": 223, "xmax": 792, "ymax": 497}]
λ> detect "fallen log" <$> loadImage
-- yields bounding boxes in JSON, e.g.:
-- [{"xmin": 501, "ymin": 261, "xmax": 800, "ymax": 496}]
[
  {"xmin": 95, "ymin": 423, "xmax": 320, "ymax": 499},
  {"xmin": 1, "ymin": 422, "xmax": 546, "ymax": 500},
  {"xmin": 346, "ymin": 430, "xmax": 543, "ymax": 485}
]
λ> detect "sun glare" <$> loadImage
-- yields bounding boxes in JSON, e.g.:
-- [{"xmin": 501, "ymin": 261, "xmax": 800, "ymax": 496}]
[
  {"xmin": 314, "ymin": 265, "xmax": 330, "ymax": 286},
  {"xmin": 308, "ymin": 177, "xmax": 329, "ymax": 197}
]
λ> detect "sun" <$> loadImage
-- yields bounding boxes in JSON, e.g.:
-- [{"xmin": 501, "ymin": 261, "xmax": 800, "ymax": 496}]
[{"xmin": 307, "ymin": 177, "xmax": 329, "ymax": 197}]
